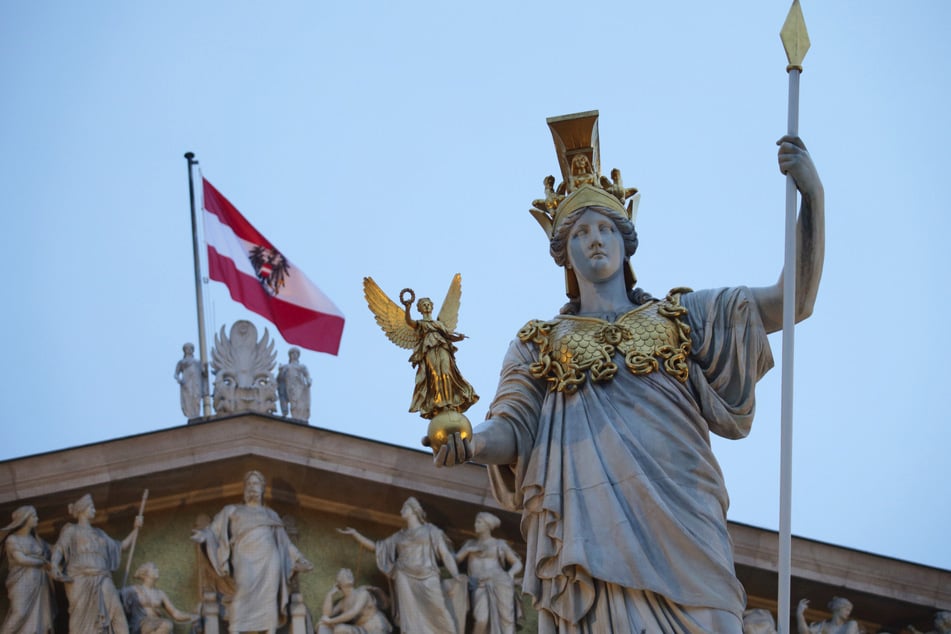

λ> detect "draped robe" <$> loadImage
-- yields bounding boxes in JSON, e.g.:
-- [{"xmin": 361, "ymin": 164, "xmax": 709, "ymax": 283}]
[{"xmin": 485, "ymin": 287, "xmax": 773, "ymax": 633}]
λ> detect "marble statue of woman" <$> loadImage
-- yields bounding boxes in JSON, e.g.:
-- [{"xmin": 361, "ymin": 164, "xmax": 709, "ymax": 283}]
[
  {"xmin": 1, "ymin": 506, "xmax": 55, "ymax": 634},
  {"xmin": 174, "ymin": 342, "xmax": 203, "ymax": 418},
  {"xmin": 434, "ymin": 112, "xmax": 825, "ymax": 633},
  {"xmin": 51, "ymin": 493, "xmax": 142, "ymax": 633},
  {"xmin": 121, "ymin": 562, "xmax": 197, "ymax": 634},
  {"xmin": 454, "ymin": 512, "xmax": 523, "ymax": 634},
  {"xmin": 339, "ymin": 497, "xmax": 467, "ymax": 634},
  {"xmin": 192, "ymin": 470, "xmax": 313, "ymax": 634}
]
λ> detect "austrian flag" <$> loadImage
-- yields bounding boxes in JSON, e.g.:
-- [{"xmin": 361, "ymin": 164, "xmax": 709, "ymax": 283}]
[{"xmin": 202, "ymin": 178, "xmax": 345, "ymax": 355}]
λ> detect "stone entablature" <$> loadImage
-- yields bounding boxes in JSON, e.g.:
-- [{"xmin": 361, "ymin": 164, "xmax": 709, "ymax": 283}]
[{"xmin": 1, "ymin": 414, "xmax": 948, "ymax": 633}]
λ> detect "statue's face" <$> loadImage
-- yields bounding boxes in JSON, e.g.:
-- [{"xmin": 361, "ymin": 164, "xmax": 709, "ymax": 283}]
[
  {"xmin": 567, "ymin": 209, "xmax": 624, "ymax": 286},
  {"xmin": 244, "ymin": 475, "xmax": 265, "ymax": 503},
  {"xmin": 214, "ymin": 369, "xmax": 276, "ymax": 414}
]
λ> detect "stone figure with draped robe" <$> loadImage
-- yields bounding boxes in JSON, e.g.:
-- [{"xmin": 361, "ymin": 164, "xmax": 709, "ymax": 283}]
[
  {"xmin": 192, "ymin": 470, "xmax": 313, "ymax": 634},
  {"xmin": 434, "ymin": 111, "xmax": 825, "ymax": 633},
  {"xmin": 455, "ymin": 512, "xmax": 523, "ymax": 634},
  {"xmin": 1, "ymin": 506, "xmax": 55, "ymax": 634},
  {"xmin": 339, "ymin": 497, "xmax": 467, "ymax": 634},
  {"xmin": 50, "ymin": 493, "xmax": 142, "ymax": 633},
  {"xmin": 317, "ymin": 568, "xmax": 392, "ymax": 634}
]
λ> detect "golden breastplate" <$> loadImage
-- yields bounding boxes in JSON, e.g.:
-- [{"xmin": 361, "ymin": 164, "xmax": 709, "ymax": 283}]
[{"xmin": 518, "ymin": 288, "xmax": 693, "ymax": 393}]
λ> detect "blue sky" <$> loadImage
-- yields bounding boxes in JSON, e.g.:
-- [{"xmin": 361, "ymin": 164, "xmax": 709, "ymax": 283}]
[{"xmin": 2, "ymin": 1, "xmax": 949, "ymax": 572}]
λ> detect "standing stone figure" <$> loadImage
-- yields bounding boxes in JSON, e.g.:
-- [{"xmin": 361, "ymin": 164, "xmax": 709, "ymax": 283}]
[
  {"xmin": 1, "ymin": 506, "xmax": 54, "ymax": 634},
  {"xmin": 339, "ymin": 497, "xmax": 467, "ymax": 634},
  {"xmin": 50, "ymin": 493, "xmax": 143, "ymax": 634},
  {"xmin": 192, "ymin": 470, "xmax": 313, "ymax": 634},
  {"xmin": 796, "ymin": 597, "xmax": 860, "ymax": 634},
  {"xmin": 277, "ymin": 347, "xmax": 312, "ymax": 420},
  {"xmin": 434, "ymin": 112, "xmax": 825, "ymax": 633},
  {"xmin": 454, "ymin": 512, "xmax": 523, "ymax": 634},
  {"xmin": 121, "ymin": 562, "xmax": 197, "ymax": 634},
  {"xmin": 174, "ymin": 342, "xmax": 204, "ymax": 418},
  {"xmin": 211, "ymin": 321, "xmax": 278, "ymax": 415},
  {"xmin": 317, "ymin": 568, "xmax": 392, "ymax": 634}
]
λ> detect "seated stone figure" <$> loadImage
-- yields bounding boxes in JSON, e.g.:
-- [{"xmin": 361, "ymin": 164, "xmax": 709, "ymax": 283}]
[
  {"xmin": 318, "ymin": 568, "xmax": 392, "ymax": 634},
  {"xmin": 122, "ymin": 562, "xmax": 197, "ymax": 634},
  {"xmin": 743, "ymin": 608, "xmax": 777, "ymax": 634}
]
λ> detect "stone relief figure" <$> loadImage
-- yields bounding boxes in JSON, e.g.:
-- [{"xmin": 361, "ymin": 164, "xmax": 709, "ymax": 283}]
[
  {"xmin": 174, "ymin": 342, "xmax": 205, "ymax": 418},
  {"xmin": 743, "ymin": 608, "xmax": 778, "ymax": 634},
  {"xmin": 317, "ymin": 568, "xmax": 392, "ymax": 634},
  {"xmin": 434, "ymin": 112, "xmax": 825, "ymax": 633},
  {"xmin": 50, "ymin": 493, "xmax": 143, "ymax": 633},
  {"xmin": 277, "ymin": 347, "xmax": 312, "ymax": 420},
  {"xmin": 192, "ymin": 470, "xmax": 313, "ymax": 634},
  {"xmin": 211, "ymin": 321, "xmax": 278, "ymax": 415},
  {"xmin": 121, "ymin": 562, "xmax": 197, "ymax": 634},
  {"xmin": 797, "ymin": 597, "xmax": 860, "ymax": 634},
  {"xmin": 454, "ymin": 512, "xmax": 523, "ymax": 634},
  {"xmin": 1, "ymin": 506, "xmax": 55, "ymax": 634},
  {"xmin": 909, "ymin": 611, "xmax": 951, "ymax": 634},
  {"xmin": 339, "ymin": 497, "xmax": 467, "ymax": 634}
]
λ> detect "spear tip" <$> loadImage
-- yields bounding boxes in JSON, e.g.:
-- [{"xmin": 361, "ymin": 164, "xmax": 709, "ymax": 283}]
[{"xmin": 781, "ymin": 0, "xmax": 810, "ymax": 71}]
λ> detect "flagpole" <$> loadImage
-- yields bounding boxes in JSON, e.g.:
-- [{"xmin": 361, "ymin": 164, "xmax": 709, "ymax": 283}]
[
  {"xmin": 185, "ymin": 152, "xmax": 213, "ymax": 418},
  {"xmin": 778, "ymin": 2, "xmax": 809, "ymax": 632}
]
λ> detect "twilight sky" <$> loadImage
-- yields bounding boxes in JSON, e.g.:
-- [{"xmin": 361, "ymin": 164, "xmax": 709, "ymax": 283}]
[{"xmin": 2, "ymin": 2, "xmax": 949, "ymax": 571}]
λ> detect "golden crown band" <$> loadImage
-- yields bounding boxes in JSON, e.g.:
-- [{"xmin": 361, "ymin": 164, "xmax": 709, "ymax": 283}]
[{"xmin": 530, "ymin": 183, "xmax": 640, "ymax": 238}]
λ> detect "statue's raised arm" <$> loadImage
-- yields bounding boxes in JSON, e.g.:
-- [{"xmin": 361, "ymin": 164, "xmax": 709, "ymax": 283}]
[{"xmin": 750, "ymin": 134, "xmax": 825, "ymax": 333}]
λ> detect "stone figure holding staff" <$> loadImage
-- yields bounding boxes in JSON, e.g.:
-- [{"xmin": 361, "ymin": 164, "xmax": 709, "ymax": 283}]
[
  {"xmin": 51, "ymin": 493, "xmax": 143, "ymax": 634},
  {"xmin": 434, "ymin": 110, "xmax": 824, "ymax": 633}
]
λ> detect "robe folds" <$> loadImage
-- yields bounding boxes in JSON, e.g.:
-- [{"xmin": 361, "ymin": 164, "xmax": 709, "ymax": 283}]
[
  {"xmin": 375, "ymin": 524, "xmax": 466, "ymax": 634},
  {"xmin": 486, "ymin": 287, "xmax": 773, "ymax": 633},
  {"xmin": 52, "ymin": 523, "xmax": 127, "ymax": 634},
  {"xmin": 197, "ymin": 504, "xmax": 303, "ymax": 632}
]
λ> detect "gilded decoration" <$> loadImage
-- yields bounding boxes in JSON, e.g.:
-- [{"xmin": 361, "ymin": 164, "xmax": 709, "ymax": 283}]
[{"xmin": 518, "ymin": 288, "xmax": 693, "ymax": 392}]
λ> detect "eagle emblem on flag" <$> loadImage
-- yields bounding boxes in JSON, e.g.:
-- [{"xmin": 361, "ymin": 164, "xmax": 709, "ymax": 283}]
[{"xmin": 249, "ymin": 245, "xmax": 291, "ymax": 296}]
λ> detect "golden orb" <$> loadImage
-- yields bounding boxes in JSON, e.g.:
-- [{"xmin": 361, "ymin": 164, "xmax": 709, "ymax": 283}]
[{"xmin": 427, "ymin": 410, "xmax": 473, "ymax": 453}]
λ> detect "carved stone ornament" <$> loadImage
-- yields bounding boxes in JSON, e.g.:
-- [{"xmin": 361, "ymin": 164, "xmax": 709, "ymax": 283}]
[{"xmin": 211, "ymin": 320, "xmax": 278, "ymax": 415}]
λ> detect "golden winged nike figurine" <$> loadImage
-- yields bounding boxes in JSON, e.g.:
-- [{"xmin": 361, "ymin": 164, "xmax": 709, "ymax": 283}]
[{"xmin": 363, "ymin": 274, "xmax": 479, "ymax": 450}]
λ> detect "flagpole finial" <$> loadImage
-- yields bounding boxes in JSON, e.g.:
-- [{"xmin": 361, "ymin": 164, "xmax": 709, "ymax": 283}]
[
  {"xmin": 185, "ymin": 152, "xmax": 198, "ymax": 164},
  {"xmin": 780, "ymin": 0, "xmax": 810, "ymax": 72}
]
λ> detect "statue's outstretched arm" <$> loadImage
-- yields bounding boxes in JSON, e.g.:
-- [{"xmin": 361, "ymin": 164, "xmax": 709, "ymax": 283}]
[
  {"xmin": 433, "ymin": 419, "xmax": 517, "ymax": 467},
  {"xmin": 751, "ymin": 135, "xmax": 825, "ymax": 334}
]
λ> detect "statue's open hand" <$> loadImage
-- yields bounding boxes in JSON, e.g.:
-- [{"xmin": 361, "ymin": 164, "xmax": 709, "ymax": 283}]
[
  {"xmin": 777, "ymin": 135, "xmax": 820, "ymax": 195},
  {"xmin": 430, "ymin": 432, "xmax": 473, "ymax": 468},
  {"xmin": 797, "ymin": 598, "xmax": 809, "ymax": 615}
]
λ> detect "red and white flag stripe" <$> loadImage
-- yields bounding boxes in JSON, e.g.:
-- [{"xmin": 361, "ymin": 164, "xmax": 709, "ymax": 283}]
[{"xmin": 202, "ymin": 178, "xmax": 345, "ymax": 355}]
